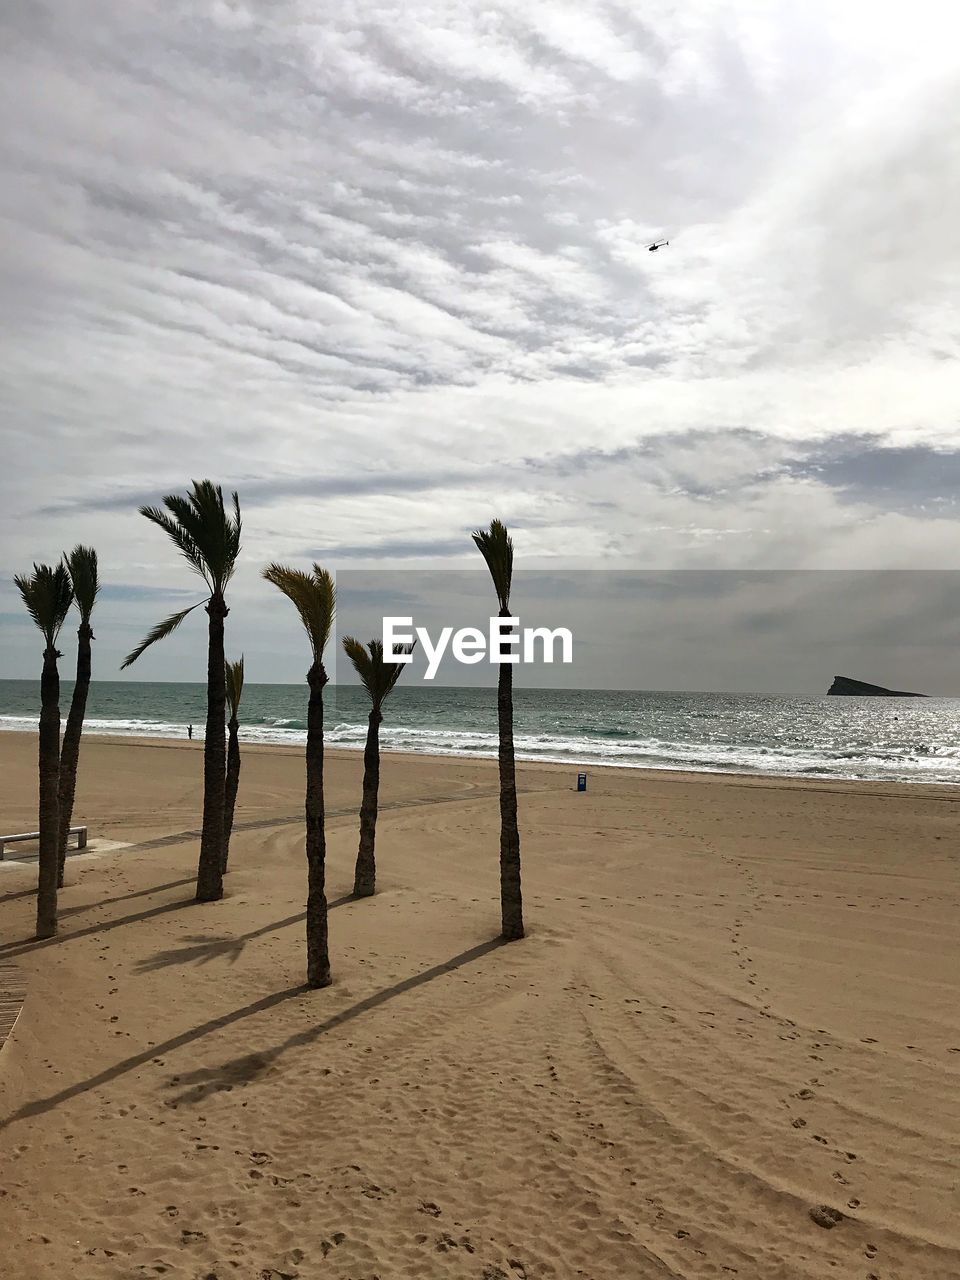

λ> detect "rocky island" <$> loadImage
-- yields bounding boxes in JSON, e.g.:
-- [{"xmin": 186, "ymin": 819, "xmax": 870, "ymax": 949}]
[{"xmin": 828, "ymin": 675, "xmax": 926, "ymax": 697}]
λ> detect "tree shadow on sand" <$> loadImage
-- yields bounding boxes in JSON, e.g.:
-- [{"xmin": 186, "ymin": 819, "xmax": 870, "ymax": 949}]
[
  {"xmin": 0, "ymin": 895, "xmax": 196, "ymax": 959},
  {"xmin": 132, "ymin": 894, "xmax": 353, "ymax": 972},
  {"xmin": 166, "ymin": 938, "xmax": 505, "ymax": 1105},
  {"xmin": 0, "ymin": 885, "xmax": 42, "ymax": 907},
  {"xmin": 0, "ymin": 875, "xmax": 196, "ymax": 915},
  {"xmin": 0, "ymin": 937, "xmax": 506, "ymax": 1130}
]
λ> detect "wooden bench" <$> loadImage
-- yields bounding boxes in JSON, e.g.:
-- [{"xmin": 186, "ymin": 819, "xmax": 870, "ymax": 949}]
[{"xmin": 0, "ymin": 826, "xmax": 87, "ymax": 860}]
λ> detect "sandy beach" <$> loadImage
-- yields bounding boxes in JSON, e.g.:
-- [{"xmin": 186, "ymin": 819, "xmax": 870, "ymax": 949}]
[{"xmin": 1, "ymin": 731, "xmax": 959, "ymax": 1279}]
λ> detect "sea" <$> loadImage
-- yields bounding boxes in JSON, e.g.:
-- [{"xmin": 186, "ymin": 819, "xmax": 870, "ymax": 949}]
[{"xmin": 1, "ymin": 679, "xmax": 959, "ymax": 785}]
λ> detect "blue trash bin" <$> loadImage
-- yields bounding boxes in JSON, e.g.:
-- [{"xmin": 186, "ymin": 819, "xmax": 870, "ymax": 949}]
[{"xmin": 577, "ymin": 772, "xmax": 587, "ymax": 792}]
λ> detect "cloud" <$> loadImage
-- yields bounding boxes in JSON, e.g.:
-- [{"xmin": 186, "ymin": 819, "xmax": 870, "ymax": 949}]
[
  {"xmin": 307, "ymin": 536, "xmax": 473, "ymax": 560},
  {"xmin": 785, "ymin": 440, "xmax": 960, "ymax": 512},
  {"xmin": 41, "ymin": 468, "xmax": 490, "ymax": 515}
]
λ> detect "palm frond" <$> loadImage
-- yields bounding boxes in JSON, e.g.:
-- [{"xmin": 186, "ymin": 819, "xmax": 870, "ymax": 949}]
[
  {"xmin": 140, "ymin": 504, "xmax": 210, "ymax": 586},
  {"xmin": 380, "ymin": 639, "xmax": 415, "ymax": 699},
  {"xmin": 262, "ymin": 563, "xmax": 336, "ymax": 664},
  {"xmin": 171, "ymin": 481, "xmax": 242, "ymax": 593},
  {"xmin": 311, "ymin": 564, "xmax": 336, "ymax": 639},
  {"xmin": 140, "ymin": 480, "xmax": 242, "ymax": 595},
  {"xmin": 14, "ymin": 562, "xmax": 74, "ymax": 648},
  {"xmin": 472, "ymin": 518, "xmax": 514, "ymax": 611},
  {"xmin": 342, "ymin": 636, "xmax": 414, "ymax": 706},
  {"xmin": 342, "ymin": 636, "xmax": 376, "ymax": 700},
  {"xmin": 225, "ymin": 655, "xmax": 245, "ymax": 718},
  {"xmin": 63, "ymin": 545, "xmax": 100, "ymax": 622},
  {"xmin": 121, "ymin": 600, "xmax": 204, "ymax": 669},
  {"xmin": 231, "ymin": 490, "xmax": 242, "ymax": 560},
  {"xmin": 184, "ymin": 479, "xmax": 240, "ymax": 592}
]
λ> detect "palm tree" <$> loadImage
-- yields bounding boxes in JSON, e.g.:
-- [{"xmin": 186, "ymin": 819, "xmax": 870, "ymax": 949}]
[
  {"xmin": 262, "ymin": 563, "xmax": 336, "ymax": 988},
  {"xmin": 222, "ymin": 656, "xmax": 244, "ymax": 873},
  {"xmin": 472, "ymin": 519, "xmax": 523, "ymax": 941},
  {"xmin": 14, "ymin": 563, "xmax": 74, "ymax": 938},
  {"xmin": 57, "ymin": 545, "xmax": 99, "ymax": 887},
  {"xmin": 122, "ymin": 481, "xmax": 241, "ymax": 903},
  {"xmin": 341, "ymin": 637, "xmax": 413, "ymax": 897}
]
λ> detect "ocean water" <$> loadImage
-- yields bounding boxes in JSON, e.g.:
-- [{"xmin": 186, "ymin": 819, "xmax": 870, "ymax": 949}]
[{"xmin": 1, "ymin": 679, "xmax": 959, "ymax": 785}]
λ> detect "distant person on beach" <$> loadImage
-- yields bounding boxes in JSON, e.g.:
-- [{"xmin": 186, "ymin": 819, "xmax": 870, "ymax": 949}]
[{"xmin": 187, "ymin": 724, "xmax": 193, "ymax": 740}]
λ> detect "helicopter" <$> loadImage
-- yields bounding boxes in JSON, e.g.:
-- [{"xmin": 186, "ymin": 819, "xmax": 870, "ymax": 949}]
[{"xmin": 647, "ymin": 239, "xmax": 669, "ymax": 252}]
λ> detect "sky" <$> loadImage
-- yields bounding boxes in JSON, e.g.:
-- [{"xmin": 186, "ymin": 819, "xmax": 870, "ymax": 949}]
[{"xmin": 2, "ymin": 2, "xmax": 959, "ymax": 684}]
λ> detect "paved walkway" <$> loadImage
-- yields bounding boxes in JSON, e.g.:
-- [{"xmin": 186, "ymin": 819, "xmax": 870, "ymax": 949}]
[{"xmin": 0, "ymin": 960, "xmax": 26, "ymax": 1055}]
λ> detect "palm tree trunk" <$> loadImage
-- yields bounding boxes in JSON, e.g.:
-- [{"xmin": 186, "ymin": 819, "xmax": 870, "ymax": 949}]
[
  {"xmin": 221, "ymin": 714, "xmax": 241, "ymax": 873},
  {"xmin": 57, "ymin": 621, "xmax": 92, "ymax": 887},
  {"xmin": 196, "ymin": 594, "xmax": 227, "ymax": 902},
  {"xmin": 497, "ymin": 607, "xmax": 523, "ymax": 940},
  {"xmin": 305, "ymin": 662, "xmax": 331, "ymax": 987},
  {"xmin": 37, "ymin": 646, "xmax": 62, "ymax": 939},
  {"xmin": 353, "ymin": 706, "xmax": 382, "ymax": 897}
]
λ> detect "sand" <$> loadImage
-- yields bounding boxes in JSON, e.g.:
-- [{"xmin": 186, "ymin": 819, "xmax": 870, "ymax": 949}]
[{"xmin": 1, "ymin": 730, "xmax": 959, "ymax": 1279}]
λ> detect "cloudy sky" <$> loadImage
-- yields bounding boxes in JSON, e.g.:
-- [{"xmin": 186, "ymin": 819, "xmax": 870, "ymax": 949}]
[{"xmin": 2, "ymin": 1, "xmax": 959, "ymax": 683}]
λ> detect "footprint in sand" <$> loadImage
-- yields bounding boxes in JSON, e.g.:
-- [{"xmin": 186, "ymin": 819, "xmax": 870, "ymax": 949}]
[{"xmin": 319, "ymin": 1233, "xmax": 346, "ymax": 1256}]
